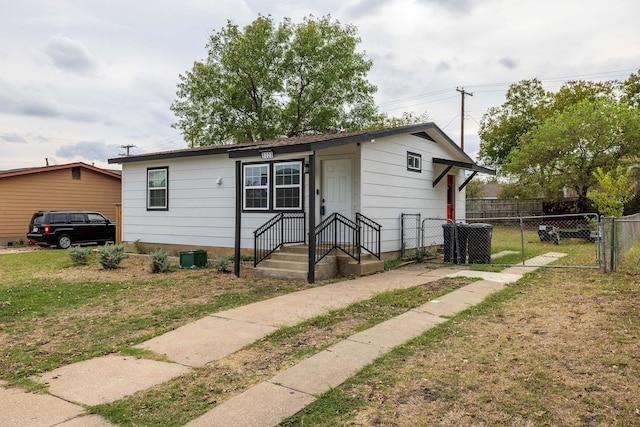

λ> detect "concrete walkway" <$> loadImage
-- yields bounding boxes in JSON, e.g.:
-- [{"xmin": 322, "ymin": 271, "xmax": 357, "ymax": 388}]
[{"xmin": 1, "ymin": 252, "xmax": 566, "ymax": 427}]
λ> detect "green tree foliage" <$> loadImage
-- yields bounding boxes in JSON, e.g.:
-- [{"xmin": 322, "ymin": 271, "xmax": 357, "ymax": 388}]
[
  {"xmin": 464, "ymin": 179, "xmax": 483, "ymax": 199},
  {"xmin": 478, "ymin": 78, "xmax": 550, "ymax": 171},
  {"xmin": 621, "ymin": 69, "xmax": 640, "ymax": 109},
  {"xmin": 381, "ymin": 111, "xmax": 431, "ymax": 128},
  {"xmin": 171, "ymin": 15, "xmax": 382, "ymax": 146},
  {"xmin": 478, "ymin": 71, "xmax": 640, "ymax": 210},
  {"xmin": 587, "ymin": 166, "xmax": 636, "ymax": 217},
  {"xmin": 507, "ymin": 99, "xmax": 640, "ymax": 208}
]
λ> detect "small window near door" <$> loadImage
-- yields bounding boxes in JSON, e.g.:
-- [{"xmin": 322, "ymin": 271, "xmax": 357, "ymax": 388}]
[{"xmin": 407, "ymin": 152, "xmax": 421, "ymax": 172}]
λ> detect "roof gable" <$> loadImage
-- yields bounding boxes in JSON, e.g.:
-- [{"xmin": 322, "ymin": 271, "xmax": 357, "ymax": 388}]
[{"xmin": 0, "ymin": 162, "xmax": 122, "ymax": 180}]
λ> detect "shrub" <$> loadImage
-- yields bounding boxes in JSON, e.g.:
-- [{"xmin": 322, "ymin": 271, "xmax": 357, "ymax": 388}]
[
  {"xmin": 149, "ymin": 250, "xmax": 170, "ymax": 273},
  {"xmin": 97, "ymin": 244, "xmax": 127, "ymax": 269},
  {"xmin": 133, "ymin": 239, "xmax": 146, "ymax": 254},
  {"xmin": 68, "ymin": 246, "xmax": 93, "ymax": 265},
  {"xmin": 214, "ymin": 257, "xmax": 230, "ymax": 272}
]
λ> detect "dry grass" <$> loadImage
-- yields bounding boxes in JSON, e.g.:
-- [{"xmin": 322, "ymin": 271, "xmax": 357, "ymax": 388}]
[
  {"xmin": 91, "ymin": 278, "xmax": 472, "ymax": 425},
  {"xmin": 3, "ymin": 244, "xmax": 639, "ymax": 426},
  {"xmin": 296, "ymin": 265, "xmax": 640, "ymax": 426},
  {"xmin": 0, "ymin": 249, "xmax": 311, "ymax": 385}
]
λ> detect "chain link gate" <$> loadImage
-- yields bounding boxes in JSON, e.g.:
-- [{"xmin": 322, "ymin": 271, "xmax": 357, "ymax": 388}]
[
  {"xmin": 606, "ymin": 213, "xmax": 640, "ymax": 271},
  {"xmin": 418, "ymin": 213, "xmax": 603, "ymax": 269},
  {"xmin": 401, "ymin": 213, "xmax": 421, "ymax": 258}
]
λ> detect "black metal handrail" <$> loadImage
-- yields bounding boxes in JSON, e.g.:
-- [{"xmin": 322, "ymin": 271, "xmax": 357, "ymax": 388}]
[
  {"xmin": 314, "ymin": 213, "xmax": 360, "ymax": 264},
  {"xmin": 254, "ymin": 212, "xmax": 306, "ymax": 266},
  {"xmin": 356, "ymin": 213, "xmax": 381, "ymax": 260}
]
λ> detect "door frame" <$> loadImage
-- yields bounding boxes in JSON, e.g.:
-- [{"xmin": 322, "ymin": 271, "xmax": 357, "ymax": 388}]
[
  {"xmin": 447, "ymin": 174, "xmax": 455, "ymax": 221},
  {"xmin": 318, "ymin": 156, "xmax": 355, "ymax": 222}
]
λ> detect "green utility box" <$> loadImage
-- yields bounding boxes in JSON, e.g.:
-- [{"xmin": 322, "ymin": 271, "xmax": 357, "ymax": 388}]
[{"xmin": 180, "ymin": 249, "xmax": 208, "ymax": 268}]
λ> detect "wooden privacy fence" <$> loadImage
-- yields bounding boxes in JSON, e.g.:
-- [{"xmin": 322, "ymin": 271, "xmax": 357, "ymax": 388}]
[{"xmin": 466, "ymin": 198, "xmax": 544, "ymax": 219}]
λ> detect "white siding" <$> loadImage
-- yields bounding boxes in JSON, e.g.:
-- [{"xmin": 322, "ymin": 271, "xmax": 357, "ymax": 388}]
[
  {"xmin": 360, "ymin": 134, "xmax": 467, "ymax": 253},
  {"xmin": 120, "ymin": 132, "xmax": 471, "ymax": 255},
  {"xmin": 121, "ymin": 155, "xmax": 307, "ymax": 250}
]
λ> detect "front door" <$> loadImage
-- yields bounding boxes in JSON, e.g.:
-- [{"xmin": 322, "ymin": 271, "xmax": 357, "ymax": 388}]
[
  {"xmin": 321, "ymin": 158, "xmax": 352, "ymax": 219},
  {"xmin": 447, "ymin": 175, "xmax": 455, "ymax": 221}
]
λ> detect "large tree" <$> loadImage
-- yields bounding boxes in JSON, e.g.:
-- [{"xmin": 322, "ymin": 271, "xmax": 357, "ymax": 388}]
[
  {"xmin": 478, "ymin": 72, "xmax": 640, "ymax": 208},
  {"xmin": 171, "ymin": 15, "xmax": 382, "ymax": 146},
  {"xmin": 506, "ymin": 99, "xmax": 640, "ymax": 208},
  {"xmin": 478, "ymin": 78, "xmax": 550, "ymax": 172}
]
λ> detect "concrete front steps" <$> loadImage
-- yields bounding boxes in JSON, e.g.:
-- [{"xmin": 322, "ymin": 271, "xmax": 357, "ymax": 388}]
[{"xmin": 254, "ymin": 245, "xmax": 384, "ymax": 281}]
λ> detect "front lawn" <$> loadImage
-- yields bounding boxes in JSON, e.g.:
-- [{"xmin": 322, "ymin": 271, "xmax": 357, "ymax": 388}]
[{"xmin": 0, "ymin": 249, "xmax": 310, "ymax": 388}]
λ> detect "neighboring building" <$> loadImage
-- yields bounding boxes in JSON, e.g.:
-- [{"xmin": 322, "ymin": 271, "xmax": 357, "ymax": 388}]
[
  {"xmin": 109, "ymin": 123, "xmax": 494, "ymax": 282},
  {"xmin": 479, "ymin": 182, "xmax": 503, "ymax": 199},
  {"xmin": 0, "ymin": 162, "xmax": 122, "ymax": 246}
]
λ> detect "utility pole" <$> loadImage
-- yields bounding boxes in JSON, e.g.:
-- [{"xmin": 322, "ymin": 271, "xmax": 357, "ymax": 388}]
[
  {"xmin": 456, "ymin": 87, "xmax": 473, "ymax": 151},
  {"xmin": 119, "ymin": 145, "xmax": 136, "ymax": 156}
]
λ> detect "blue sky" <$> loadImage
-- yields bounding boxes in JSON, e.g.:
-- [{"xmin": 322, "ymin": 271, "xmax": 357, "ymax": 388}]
[{"xmin": 1, "ymin": 0, "xmax": 638, "ymax": 170}]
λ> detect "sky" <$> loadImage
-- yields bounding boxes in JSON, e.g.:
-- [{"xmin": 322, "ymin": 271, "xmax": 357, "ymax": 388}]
[{"xmin": 1, "ymin": 0, "xmax": 639, "ymax": 171}]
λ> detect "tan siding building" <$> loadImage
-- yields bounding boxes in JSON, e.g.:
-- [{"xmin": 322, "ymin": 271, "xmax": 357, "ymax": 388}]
[{"xmin": 0, "ymin": 163, "xmax": 121, "ymax": 246}]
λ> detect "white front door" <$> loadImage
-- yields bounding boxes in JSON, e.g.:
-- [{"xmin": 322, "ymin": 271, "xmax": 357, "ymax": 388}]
[{"xmin": 321, "ymin": 158, "xmax": 352, "ymax": 219}]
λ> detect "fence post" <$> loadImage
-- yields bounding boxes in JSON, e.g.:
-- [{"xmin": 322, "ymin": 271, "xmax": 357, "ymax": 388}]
[
  {"xmin": 519, "ymin": 217, "xmax": 526, "ymax": 266},
  {"xmin": 600, "ymin": 216, "xmax": 607, "ymax": 273},
  {"xmin": 401, "ymin": 214, "xmax": 406, "ymax": 258},
  {"xmin": 610, "ymin": 217, "xmax": 616, "ymax": 273}
]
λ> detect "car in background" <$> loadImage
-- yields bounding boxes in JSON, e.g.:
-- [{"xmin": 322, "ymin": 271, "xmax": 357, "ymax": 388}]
[{"xmin": 27, "ymin": 211, "xmax": 116, "ymax": 249}]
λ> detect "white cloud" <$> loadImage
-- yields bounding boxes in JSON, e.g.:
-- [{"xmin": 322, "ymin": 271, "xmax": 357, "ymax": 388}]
[{"xmin": 45, "ymin": 34, "xmax": 99, "ymax": 76}]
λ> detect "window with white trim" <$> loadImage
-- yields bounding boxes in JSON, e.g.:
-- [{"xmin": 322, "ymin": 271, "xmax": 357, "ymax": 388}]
[
  {"xmin": 407, "ymin": 152, "xmax": 422, "ymax": 172},
  {"xmin": 147, "ymin": 167, "xmax": 168, "ymax": 210},
  {"xmin": 243, "ymin": 160, "xmax": 303, "ymax": 211},
  {"xmin": 244, "ymin": 164, "xmax": 269, "ymax": 210},
  {"xmin": 274, "ymin": 162, "xmax": 302, "ymax": 209}
]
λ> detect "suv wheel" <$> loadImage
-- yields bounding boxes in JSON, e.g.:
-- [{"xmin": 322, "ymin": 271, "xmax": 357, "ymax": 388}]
[{"xmin": 56, "ymin": 234, "xmax": 72, "ymax": 249}]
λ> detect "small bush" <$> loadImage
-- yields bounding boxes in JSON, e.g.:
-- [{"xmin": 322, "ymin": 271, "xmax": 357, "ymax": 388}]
[
  {"xmin": 149, "ymin": 250, "xmax": 170, "ymax": 273},
  {"xmin": 214, "ymin": 257, "xmax": 230, "ymax": 272},
  {"xmin": 97, "ymin": 244, "xmax": 127, "ymax": 269},
  {"xmin": 133, "ymin": 239, "xmax": 146, "ymax": 254},
  {"xmin": 68, "ymin": 246, "xmax": 93, "ymax": 265}
]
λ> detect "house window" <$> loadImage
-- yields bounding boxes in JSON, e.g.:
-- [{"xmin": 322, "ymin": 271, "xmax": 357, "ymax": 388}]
[
  {"xmin": 147, "ymin": 167, "xmax": 168, "ymax": 210},
  {"xmin": 71, "ymin": 167, "xmax": 81, "ymax": 180},
  {"xmin": 244, "ymin": 164, "xmax": 269, "ymax": 210},
  {"xmin": 407, "ymin": 152, "xmax": 421, "ymax": 172},
  {"xmin": 243, "ymin": 160, "xmax": 303, "ymax": 211},
  {"xmin": 274, "ymin": 162, "xmax": 302, "ymax": 209}
]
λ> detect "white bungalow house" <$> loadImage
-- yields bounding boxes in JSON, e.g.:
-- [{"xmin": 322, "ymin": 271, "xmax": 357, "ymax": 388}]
[{"xmin": 108, "ymin": 123, "xmax": 494, "ymax": 282}]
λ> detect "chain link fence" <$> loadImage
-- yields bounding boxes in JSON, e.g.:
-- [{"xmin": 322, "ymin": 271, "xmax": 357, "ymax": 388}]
[
  {"xmin": 605, "ymin": 213, "xmax": 640, "ymax": 271},
  {"xmin": 413, "ymin": 213, "xmax": 603, "ymax": 269},
  {"xmin": 401, "ymin": 213, "xmax": 422, "ymax": 258}
]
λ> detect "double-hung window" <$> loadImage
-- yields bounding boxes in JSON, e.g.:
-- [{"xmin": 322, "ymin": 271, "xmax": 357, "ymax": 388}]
[
  {"xmin": 274, "ymin": 162, "xmax": 302, "ymax": 209},
  {"xmin": 147, "ymin": 167, "xmax": 168, "ymax": 210},
  {"xmin": 243, "ymin": 160, "xmax": 303, "ymax": 211},
  {"xmin": 244, "ymin": 164, "xmax": 269, "ymax": 210}
]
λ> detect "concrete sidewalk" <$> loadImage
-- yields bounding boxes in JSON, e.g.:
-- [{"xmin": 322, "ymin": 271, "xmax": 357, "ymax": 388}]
[{"xmin": 1, "ymin": 252, "xmax": 566, "ymax": 427}]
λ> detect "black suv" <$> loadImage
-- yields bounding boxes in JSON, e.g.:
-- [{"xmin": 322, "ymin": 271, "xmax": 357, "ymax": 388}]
[{"xmin": 27, "ymin": 211, "xmax": 116, "ymax": 249}]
